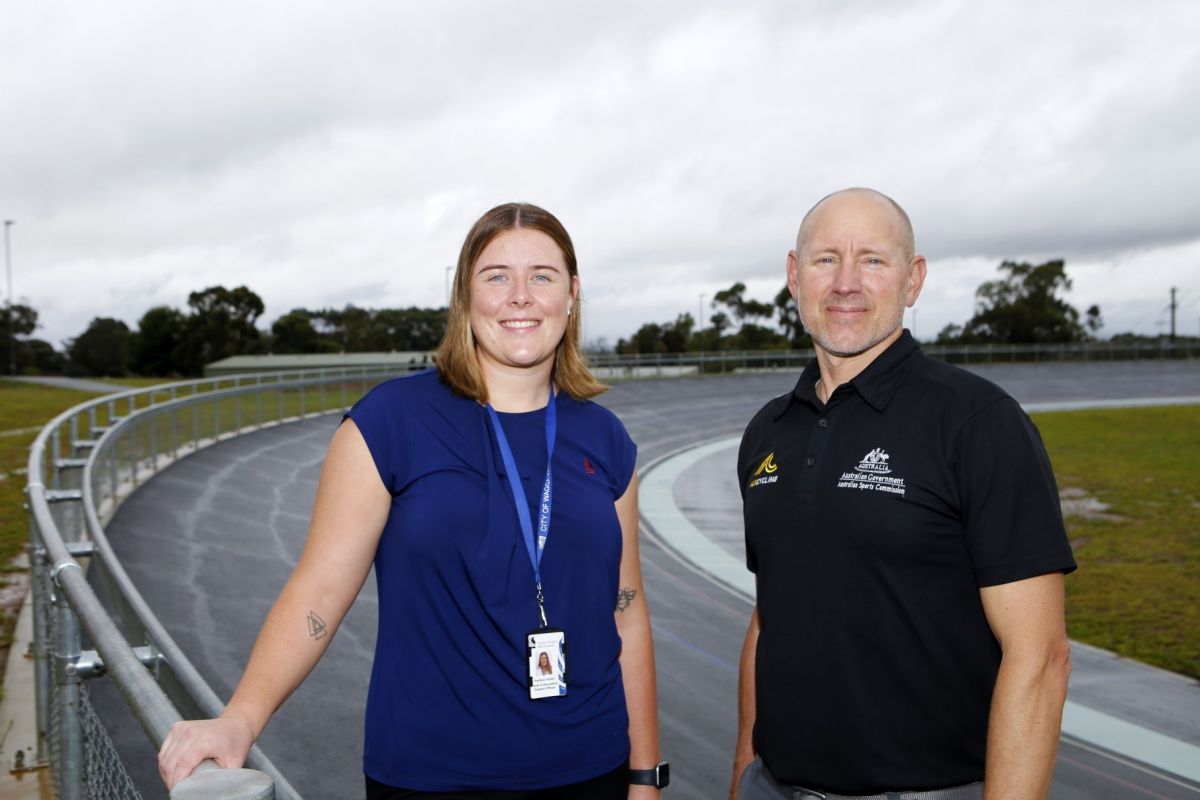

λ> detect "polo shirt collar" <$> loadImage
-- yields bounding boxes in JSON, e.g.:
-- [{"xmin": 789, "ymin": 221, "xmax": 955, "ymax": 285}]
[{"xmin": 788, "ymin": 330, "xmax": 922, "ymax": 414}]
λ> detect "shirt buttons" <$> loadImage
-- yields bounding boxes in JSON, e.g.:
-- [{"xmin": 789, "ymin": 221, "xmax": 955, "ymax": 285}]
[
  {"xmin": 818, "ymin": 419, "xmax": 828, "ymax": 428},
  {"xmin": 806, "ymin": 456, "xmax": 815, "ymax": 466}
]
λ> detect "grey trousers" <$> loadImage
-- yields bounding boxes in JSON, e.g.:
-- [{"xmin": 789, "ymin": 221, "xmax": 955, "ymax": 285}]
[{"xmin": 737, "ymin": 757, "xmax": 984, "ymax": 800}]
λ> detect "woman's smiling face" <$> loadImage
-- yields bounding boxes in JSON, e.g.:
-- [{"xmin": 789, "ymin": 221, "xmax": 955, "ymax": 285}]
[{"xmin": 469, "ymin": 227, "xmax": 577, "ymax": 377}]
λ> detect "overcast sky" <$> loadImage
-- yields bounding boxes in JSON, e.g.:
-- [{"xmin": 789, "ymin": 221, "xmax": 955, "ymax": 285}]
[{"xmin": 3, "ymin": 0, "xmax": 1198, "ymax": 351}]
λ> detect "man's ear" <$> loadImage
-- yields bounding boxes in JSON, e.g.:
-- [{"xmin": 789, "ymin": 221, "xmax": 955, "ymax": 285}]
[
  {"xmin": 786, "ymin": 251, "xmax": 800, "ymax": 303},
  {"xmin": 905, "ymin": 255, "xmax": 927, "ymax": 306}
]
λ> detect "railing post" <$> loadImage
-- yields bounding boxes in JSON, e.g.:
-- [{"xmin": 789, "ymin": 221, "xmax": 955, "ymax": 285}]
[
  {"xmin": 50, "ymin": 431, "xmax": 64, "ymax": 548},
  {"xmin": 28, "ymin": 512, "xmax": 51, "ymax": 765},
  {"xmin": 150, "ymin": 412, "xmax": 158, "ymax": 475},
  {"xmin": 121, "ymin": 427, "xmax": 131, "ymax": 498},
  {"xmin": 52, "ymin": 581, "xmax": 85, "ymax": 800},
  {"xmin": 50, "ymin": 429, "xmax": 61, "ymax": 490}
]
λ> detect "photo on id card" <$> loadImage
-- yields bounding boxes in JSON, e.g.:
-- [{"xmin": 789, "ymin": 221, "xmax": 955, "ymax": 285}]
[{"xmin": 527, "ymin": 628, "xmax": 567, "ymax": 699}]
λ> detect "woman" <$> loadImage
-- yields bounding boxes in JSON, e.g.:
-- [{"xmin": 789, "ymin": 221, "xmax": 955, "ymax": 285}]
[
  {"xmin": 157, "ymin": 203, "xmax": 663, "ymax": 798},
  {"xmin": 537, "ymin": 652, "xmax": 553, "ymax": 676}
]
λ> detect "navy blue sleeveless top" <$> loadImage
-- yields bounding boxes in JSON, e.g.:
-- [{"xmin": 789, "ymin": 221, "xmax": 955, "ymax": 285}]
[{"xmin": 345, "ymin": 370, "xmax": 637, "ymax": 790}]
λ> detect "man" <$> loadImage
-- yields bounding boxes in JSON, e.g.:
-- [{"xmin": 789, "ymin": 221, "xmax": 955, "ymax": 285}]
[{"xmin": 731, "ymin": 188, "xmax": 1075, "ymax": 800}]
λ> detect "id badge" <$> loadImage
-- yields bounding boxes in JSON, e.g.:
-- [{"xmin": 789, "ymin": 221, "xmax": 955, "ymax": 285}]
[{"xmin": 526, "ymin": 628, "xmax": 568, "ymax": 700}]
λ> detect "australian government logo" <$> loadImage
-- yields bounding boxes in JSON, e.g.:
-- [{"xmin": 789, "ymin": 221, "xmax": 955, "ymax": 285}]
[
  {"xmin": 748, "ymin": 452, "xmax": 779, "ymax": 489},
  {"xmin": 837, "ymin": 447, "xmax": 906, "ymax": 497}
]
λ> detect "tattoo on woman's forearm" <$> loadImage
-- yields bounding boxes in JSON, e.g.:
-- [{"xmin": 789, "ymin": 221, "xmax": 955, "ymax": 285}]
[
  {"xmin": 307, "ymin": 610, "xmax": 327, "ymax": 640},
  {"xmin": 616, "ymin": 586, "xmax": 637, "ymax": 613}
]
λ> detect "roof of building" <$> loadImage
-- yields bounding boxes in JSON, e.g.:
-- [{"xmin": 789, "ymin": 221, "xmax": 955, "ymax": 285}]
[{"xmin": 204, "ymin": 351, "xmax": 434, "ymax": 375}]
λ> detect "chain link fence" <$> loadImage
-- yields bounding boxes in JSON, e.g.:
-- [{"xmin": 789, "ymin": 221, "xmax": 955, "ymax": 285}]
[{"xmin": 80, "ymin": 683, "xmax": 144, "ymax": 800}]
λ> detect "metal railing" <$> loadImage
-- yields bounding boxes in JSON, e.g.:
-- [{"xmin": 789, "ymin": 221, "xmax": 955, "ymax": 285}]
[
  {"xmin": 25, "ymin": 365, "xmax": 410, "ymax": 799},
  {"xmin": 585, "ymin": 339, "xmax": 1199, "ymax": 374}
]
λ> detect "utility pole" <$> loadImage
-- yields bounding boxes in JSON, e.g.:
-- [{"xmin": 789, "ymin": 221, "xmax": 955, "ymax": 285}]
[
  {"xmin": 699, "ymin": 294, "xmax": 706, "ymax": 330},
  {"xmin": 1171, "ymin": 286, "xmax": 1180, "ymax": 343},
  {"xmin": 3, "ymin": 220, "xmax": 13, "ymax": 375}
]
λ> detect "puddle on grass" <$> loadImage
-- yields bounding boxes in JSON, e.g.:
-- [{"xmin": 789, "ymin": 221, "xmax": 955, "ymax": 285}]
[{"xmin": 1060, "ymin": 487, "xmax": 1123, "ymax": 521}]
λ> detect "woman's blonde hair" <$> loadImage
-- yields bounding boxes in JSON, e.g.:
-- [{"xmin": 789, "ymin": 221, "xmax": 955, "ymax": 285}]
[{"xmin": 435, "ymin": 202, "xmax": 606, "ymax": 403}]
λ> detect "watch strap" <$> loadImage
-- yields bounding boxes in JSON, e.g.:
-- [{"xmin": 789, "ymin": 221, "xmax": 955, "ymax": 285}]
[{"xmin": 628, "ymin": 761, "xmax": 669, "ymax": 789}]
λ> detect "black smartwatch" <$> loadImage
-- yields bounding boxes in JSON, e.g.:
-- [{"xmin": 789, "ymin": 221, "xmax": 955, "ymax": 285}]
[{"xmin": 629, "ymin": 761, "xmax": 670, "ymax": 789}]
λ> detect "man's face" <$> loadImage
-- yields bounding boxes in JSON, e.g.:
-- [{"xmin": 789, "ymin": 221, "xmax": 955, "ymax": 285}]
[{"xmin": 787, "ymin": 192, "xmax": 926, "ymax": 360}]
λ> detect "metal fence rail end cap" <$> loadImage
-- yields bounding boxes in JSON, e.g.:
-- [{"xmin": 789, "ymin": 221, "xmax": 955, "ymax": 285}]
[{"xmin": 170, "ymin": 767, "xmax": 274, "ymax": 800}]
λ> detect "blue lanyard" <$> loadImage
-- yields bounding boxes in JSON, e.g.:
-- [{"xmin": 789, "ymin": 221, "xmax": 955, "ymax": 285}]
[{"xmin": 486, "ymin": 386, "xmax": 556, "ymax": 627}]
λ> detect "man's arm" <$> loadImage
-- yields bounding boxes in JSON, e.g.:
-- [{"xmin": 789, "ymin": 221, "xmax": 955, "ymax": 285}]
[
  {"xmin": 979, "ymin": 572, "xmax": 1071, "ymax": 800},
  {"xmin": 729, "ymin": 606, "xmax": 760, "ymax": 799}
]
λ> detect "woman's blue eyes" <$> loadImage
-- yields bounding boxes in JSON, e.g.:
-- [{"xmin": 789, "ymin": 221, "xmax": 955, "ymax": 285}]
[{"xmin": 483, "ymin": 273, "xmax": 552, "ymax": 283}]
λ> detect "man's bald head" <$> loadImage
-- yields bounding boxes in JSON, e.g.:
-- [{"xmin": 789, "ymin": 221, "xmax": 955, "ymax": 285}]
[{"xmin": 795, "ymin": 188, "xmax": 916, "ymax": 262}]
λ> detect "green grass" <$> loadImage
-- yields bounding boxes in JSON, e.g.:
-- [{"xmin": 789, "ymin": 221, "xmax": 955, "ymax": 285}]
[
  {"xmin": 0, "ymin": 381, "xmax": 110, "ymax": 697},
  {"xmin": 1031, "ymin": 405, "xmax": 1200, "ymax": 679},
  {"xmin": 0, "ymin": 380, "xmax": 107, "ymax": 564}
]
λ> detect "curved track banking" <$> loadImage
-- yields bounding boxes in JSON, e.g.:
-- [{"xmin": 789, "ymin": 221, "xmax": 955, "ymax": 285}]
[{"xmin": 92, "ymin": 360, "xmax": 1200, "ymax": 798}]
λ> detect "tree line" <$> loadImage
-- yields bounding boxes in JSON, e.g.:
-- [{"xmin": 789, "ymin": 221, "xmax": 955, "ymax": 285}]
[
  {"xmin": 618, "ymin": 258, "xmax": 1118, "ymax": 355},
  {"xmin": 15, "ymin": 286, "xmax": 450, "ymax": 378},
  {"xmin": 1, "ymin": 257, "xmax": 1180, "ymax": 379},
  {"xmin": 616, "ymin": 283, "xmax": 808, "ymax": 354},
  {"xmin": 934, "ymin": 259, "xmax": 1102, "ymax": 344}
]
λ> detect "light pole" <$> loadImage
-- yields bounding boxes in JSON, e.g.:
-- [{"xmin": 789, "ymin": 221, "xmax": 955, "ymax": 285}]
[
  {"xmin": 3, "ymin": 220, "xmax": 13, "ymax": 375},
  {"xmin": 699, "ymin": 294, "xmax": 706, "ymax": 330}
]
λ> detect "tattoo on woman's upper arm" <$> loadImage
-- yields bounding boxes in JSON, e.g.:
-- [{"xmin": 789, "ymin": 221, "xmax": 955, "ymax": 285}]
[
  {"xmin": 307, "ymin": 610, "xmax": 327, "ymax": 640},
  {"xmin": 615, "ymin": 586, "xmax": 637, "ymax": 613}
]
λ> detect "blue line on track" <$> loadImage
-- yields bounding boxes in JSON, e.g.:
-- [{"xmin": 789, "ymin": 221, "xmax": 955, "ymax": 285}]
[{"xmin": 651, "ymin": 622, "xmax": 739, "ymax": 675}]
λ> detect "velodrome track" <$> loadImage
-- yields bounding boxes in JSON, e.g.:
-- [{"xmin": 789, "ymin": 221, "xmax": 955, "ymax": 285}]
[{"xmin": 91, "ymin": 360, "xmax": 1200, "ymax": 798}]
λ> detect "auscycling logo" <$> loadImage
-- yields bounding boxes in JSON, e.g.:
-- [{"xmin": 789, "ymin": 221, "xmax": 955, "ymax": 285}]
[
  {"xmin": 838, "ymin": 448, "xmax": 906, "ymax": 497},
  {"xmin": 748, "ymin": 452, "xmax": 779, "ymax": 489}
]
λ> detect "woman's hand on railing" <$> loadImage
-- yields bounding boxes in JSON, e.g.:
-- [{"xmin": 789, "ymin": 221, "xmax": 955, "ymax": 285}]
[{"xmin": 158, "ymin": 715, "xmax": 257, "ymax": 789}]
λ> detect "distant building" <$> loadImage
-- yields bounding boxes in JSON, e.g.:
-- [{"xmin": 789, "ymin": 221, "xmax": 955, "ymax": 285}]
[{"xmin": 204, "ymin": 351, "xmax": 434, "ymax": 378}]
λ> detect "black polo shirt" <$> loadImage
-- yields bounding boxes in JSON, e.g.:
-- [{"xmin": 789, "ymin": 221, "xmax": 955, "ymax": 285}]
[{"xmin": 738, "ymin": 332, "xmax": 1076, "ymax": 794}]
